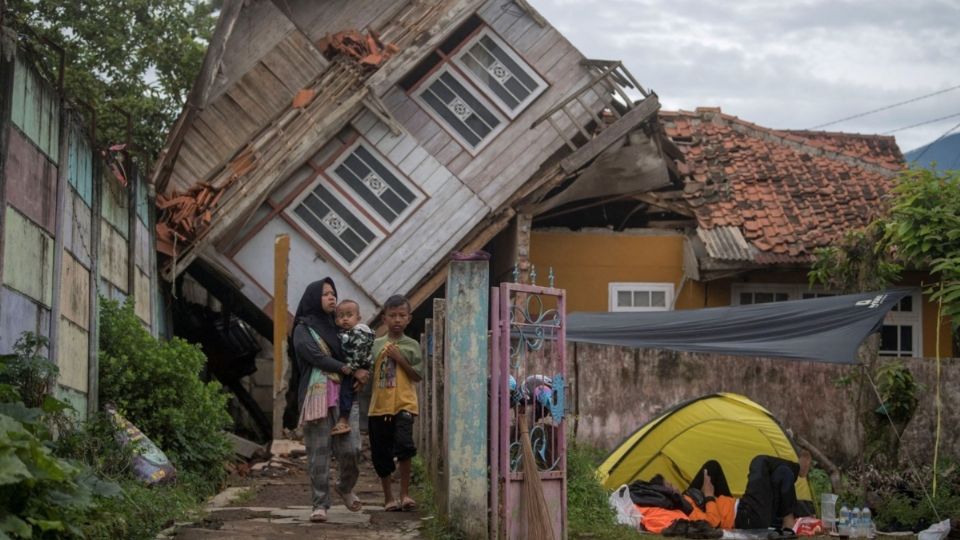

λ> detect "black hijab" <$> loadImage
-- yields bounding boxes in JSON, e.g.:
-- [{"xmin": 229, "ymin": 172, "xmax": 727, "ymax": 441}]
[
  {"xmin": 688, "ymin": 460, "xmax": 733, "ymax": 498},
  {"xmin": 293, "ymin": 277, "xmax": 344, "ymax": 361}
]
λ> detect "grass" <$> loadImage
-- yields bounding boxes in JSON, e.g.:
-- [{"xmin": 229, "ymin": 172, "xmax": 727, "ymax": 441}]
[
  {"xmin": 411, "ymin": 456, "xmax": 465, "ymax": 540},
  {"xmin": 567, "ymin": 442, "xmax": 645, "ymax": 540},
  {"xmin": 77, "ymin": 472, "xmax": 214, "ymax": 540},
  {"xmin": 413, "ymin": 444, "xmax": 644, "ymax": 540}
]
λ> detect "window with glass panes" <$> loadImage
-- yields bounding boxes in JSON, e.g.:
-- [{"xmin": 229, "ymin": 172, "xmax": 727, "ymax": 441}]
[
  {"xmin": 609, "ymin": 283, "xmax": 674, "ymax": 312},
  {"xmin": 327, "ymin": 141, "xmax": 422, "ymax": 230},
  {"xmin": 290, "ymin": 178, "xmax": 382, "ymax": 269},
  {"xmin": 880, "ymin": 293, "xmax": 921, "ymax": 357},
  {"xmin": 401, "ymin": 15, "xmax": 548, "ymax": 154}
]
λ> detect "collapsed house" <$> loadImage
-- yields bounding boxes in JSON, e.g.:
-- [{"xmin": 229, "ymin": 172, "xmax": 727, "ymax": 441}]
[{"xmin": 147, "ymin": 0, "xmax": 677, "ymax": 425}]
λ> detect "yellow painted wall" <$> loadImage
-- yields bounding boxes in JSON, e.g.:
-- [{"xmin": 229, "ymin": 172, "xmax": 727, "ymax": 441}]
[
  {"xmin": 530, "ymin": 229, "xmax": 703, "ymax": 312},
  {"xmin": 531, "ymin": 230, "xmax": 954, "ymax": 358}
]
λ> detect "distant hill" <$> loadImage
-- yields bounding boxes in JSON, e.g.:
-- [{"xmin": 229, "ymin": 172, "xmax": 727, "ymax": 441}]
[{"xmin": 904, "ymin": 132, "xmax": 960, "ymax": 170}]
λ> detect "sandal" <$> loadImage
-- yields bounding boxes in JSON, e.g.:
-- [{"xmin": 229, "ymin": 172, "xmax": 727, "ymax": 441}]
[
  {"xmin": 401, "ymin": 496, "xmax": 418, "ymax": 511},
  {"xmin": 330, "ymin": 423, "xmax": 352, "ymax": 436},
  {"xmin": 384, "ymin": 499, "xmax": 402, "ymax": 512},
  {"xmin": 767, "ymin": 527, "xmax": 797, "ymax": 540},
  {"xmin": 310, "ymin": 508, "xmax": 328, "ymax": 522},
  {"xmin": 336, "ymin": 488, "xmax": 362, "ymax": 512}
]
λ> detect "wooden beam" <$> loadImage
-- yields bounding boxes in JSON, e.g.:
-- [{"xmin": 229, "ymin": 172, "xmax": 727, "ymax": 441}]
[
  {"xmin": 559, "ymin": 95, "xmax": 660, "ymax": 174},
  {"xmin": 633, "ymin": 192, "xmax": 694, "ymax": 217},
  {"xmin": 272, "ymin": 234, "xmax": 290, "ymax": 440},
  {"xmin": 406, "ymin": 208, "xmax": 516, "ymax": 312}
]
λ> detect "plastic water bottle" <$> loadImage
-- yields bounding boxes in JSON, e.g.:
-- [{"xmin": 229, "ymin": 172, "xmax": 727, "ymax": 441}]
[
  {"xmin": 838, "ymin": 505, "xmax": 851, "ymax": 537},
  {"xmin": 861, "ymin": 507, "xmax": 873, "ymax": 538},
  {"xmin": 851, "ymin": 507, "xmax": 862, "ymax": 538}
]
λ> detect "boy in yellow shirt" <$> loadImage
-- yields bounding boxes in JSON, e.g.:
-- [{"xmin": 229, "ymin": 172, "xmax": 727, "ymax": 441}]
[{"xmin": 368, "ymin": 294, "xmax": 422, "ymax": 512}]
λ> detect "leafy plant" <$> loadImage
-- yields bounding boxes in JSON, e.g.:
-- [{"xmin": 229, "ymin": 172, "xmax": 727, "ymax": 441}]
[
  {"xmin": 0, "ymin": 332, "xmax": 57, "ymax": 409},
  {"xmin": 98, "ymin": 298, "xmax": 232, "ymax": 483},
  {"xmin": 874, "ymin": 361, "xmax": 920, "ymax": 425}
]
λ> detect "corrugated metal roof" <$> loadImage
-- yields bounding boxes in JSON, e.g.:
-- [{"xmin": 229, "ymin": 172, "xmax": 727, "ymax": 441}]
[{"xmin": 697, "ymin": 226, "xmax": 755, "ymax": 261}]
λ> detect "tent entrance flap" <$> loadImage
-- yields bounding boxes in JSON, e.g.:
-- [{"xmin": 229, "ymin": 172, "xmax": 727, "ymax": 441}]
[
  {"xmin": 597, "ymin": 393, "xmax": 813, "ymax": 501},
  {"xmin": 567, "ymin": 290, "xmax": 908, "ymax": 364}
]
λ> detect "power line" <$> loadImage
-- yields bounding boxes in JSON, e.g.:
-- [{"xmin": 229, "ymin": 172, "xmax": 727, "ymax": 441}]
[
  {"xmin": 808, "ymin": 83, "xmax": 960, "ymax": 130},
  {"xmin": 910, "ymin": 119, "xmax": 960, "ymax": 162},
  {"xmin": 883, "ymin": 111, "xmax": 960, "ymax": 135}
]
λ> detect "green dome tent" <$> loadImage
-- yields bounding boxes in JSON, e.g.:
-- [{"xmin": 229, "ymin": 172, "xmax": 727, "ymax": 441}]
[{"xmin": 597, "ymin": 393, "xmax": 813, "ymax": 502}]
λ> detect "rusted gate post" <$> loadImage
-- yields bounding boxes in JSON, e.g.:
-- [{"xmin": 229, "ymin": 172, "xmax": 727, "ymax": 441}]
[{"xmin": 443, "ymin": 259, "xmax": 489, "ymax": 537}]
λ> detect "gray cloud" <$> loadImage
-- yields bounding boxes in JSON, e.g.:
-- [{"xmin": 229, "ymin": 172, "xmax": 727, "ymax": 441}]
[{"xmin": 530, "ymin": 0, "xmax": 960, "ymax": 152}]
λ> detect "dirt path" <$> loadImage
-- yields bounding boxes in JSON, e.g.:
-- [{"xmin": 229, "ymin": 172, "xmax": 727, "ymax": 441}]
[{"xmin": 171, "ymin": 448, "xmax": 426, "ymax": 540}]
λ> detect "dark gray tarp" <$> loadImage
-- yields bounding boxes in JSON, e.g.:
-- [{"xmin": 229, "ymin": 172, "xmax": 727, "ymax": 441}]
[{"xmin": 567, "ymin": 290, "xmax": 909, "ymax": 364}]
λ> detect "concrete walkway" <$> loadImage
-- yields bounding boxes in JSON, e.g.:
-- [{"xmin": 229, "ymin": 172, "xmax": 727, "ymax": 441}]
[{"xmin": 171, "ymin": 449, "xmax": 426, "ymax": 539}]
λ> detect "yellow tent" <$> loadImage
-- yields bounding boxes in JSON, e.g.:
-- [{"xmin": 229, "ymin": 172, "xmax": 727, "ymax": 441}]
[{"xmin": 597, "ymin": 393, "xmax": 812, "ymax": 501}]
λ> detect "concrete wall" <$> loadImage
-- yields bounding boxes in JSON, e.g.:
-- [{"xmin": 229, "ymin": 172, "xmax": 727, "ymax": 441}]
[
  {"xmin": 1, "ymin": 50, "xmax": 158, "ymax": 417},
  {"xmin": 570, "ymin": 343, "xmax": 960, "ymax": 467}
]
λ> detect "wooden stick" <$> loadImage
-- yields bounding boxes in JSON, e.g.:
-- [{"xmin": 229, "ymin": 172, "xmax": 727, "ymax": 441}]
[{"xmin": 272, "ymin": 234, "xmax": 291, "ymax": 440}]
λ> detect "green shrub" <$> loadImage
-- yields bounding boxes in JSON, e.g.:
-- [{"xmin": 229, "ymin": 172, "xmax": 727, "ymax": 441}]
[
  {"xmin": 0, "ymin": 332, "xmax": 57, "ymax": 408},
  {"xmin": 98, "ymin": 298, "xmax": 232, "ymax": 482}
]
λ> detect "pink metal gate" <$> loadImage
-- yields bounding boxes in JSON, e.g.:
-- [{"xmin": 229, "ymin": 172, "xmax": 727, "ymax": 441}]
[{"xmin": 491, "ymin": 281, "xmax": 567, "ymax": 539}]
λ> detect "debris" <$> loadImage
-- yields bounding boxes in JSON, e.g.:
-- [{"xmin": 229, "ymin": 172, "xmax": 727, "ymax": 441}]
[
  {"xmin": 269, "ymin": 439, "xmax": 306, "ymax": 458},
  {"xmin": 292, "ymin": 88, "xmax": 316, "ymax": 109},
  {"xmin": 317, "ymin": 29, "xmax": 399, "ymax": 69},
  {"xmin": 226, "ymin": 432, "xmax": 269, "ymax": 460}
]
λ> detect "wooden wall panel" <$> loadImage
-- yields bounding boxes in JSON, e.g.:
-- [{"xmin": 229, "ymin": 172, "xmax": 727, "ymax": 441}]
[
  {"xmin": 63, "ymin": 189, "xmax": 93, "ymax": 268},
  {"xmin": 135, "ymin": 219, "xmax": 151, "ymax": 271},
  {"xmin": 9, "ymin": 55, "xmax": 60, "ymax": 161},
  {"xmin": 56, "ymin": 319, "xmax": 89, "ymax": 393},
  {"xmin": 2, "ymin": 207, "xmax": 55, "ymax": 306},
  {"xmin": 0, "ymin": 287, "xmax": 50, "ymax": 355},
  {"xmin": 135, "ymin": 269, "xmax": 151, "ymax": 324},
  {"xmin": 98, "ymin": 223, "xmax": 128, "ymax": 292},
  {"xmin": 59, "ymin": 252, "xmax": 90, "ymax": 330},
  {"xmin": 100, "ymin": 176, "xmax": 128, "ymax": 238},
  {"xmin": 3, "ymin": 128, "xmax": 58, "ymax": 233},
  {"xmin": 67, "ymin": 123, "xmax": 94, "ymax": 205}
]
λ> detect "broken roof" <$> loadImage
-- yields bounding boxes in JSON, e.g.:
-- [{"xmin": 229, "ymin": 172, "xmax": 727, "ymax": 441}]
[{"xmin": 661, "ymin": 107, "xmax": 904, "ymax": 264}]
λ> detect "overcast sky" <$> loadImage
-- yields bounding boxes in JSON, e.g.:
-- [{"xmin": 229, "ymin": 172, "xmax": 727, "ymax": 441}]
[{"xmin": 529, "ymin": 0, "xmax": 960, "ymax": 153}]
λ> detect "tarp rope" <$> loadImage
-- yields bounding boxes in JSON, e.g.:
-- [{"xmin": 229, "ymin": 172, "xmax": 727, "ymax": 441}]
[{"xmin": 862, "ymin": 363, "xmax": 941, "ymax": 522}]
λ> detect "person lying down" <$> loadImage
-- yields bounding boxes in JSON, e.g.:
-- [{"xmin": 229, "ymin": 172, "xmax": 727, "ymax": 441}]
[{"xmin": 630, "ymin": 452, "xmax": 813, "ymax": 540}]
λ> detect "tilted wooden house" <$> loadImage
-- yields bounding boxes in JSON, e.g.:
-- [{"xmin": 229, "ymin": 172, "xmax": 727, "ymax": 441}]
[{"xmin": 151, "ymin": 0, "xmax": 671, "ymax": 328}]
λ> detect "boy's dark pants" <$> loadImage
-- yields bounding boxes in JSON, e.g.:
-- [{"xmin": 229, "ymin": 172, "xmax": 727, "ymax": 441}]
[
  {"xmin": 735, "ymin": 455, "xmax": 800, "ymax": 529},
  {"xmin": 368, "ymin": 411, "xmax": 416, "ymax": 478},
  {"xmin": 338, "ymin": 375, "xmax": 356, "ymax": 421}
]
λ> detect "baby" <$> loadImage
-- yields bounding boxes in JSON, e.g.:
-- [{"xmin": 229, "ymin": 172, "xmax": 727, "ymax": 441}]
[{"xmin": 332, "ymin": 300, "xmax": 375, "ymax": 436}]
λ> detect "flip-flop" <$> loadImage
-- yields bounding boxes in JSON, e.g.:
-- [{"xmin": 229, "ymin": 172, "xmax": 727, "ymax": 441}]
[
  {"xmin": 384, "ymin": 499, "xmax": 402, "ymax": 512},
  {"xmin": 401, "ymin": 497, "xmax": 418, "ymax": 511},
  {"xmin": 330, "ymin": 423, "xmax": 352, "ymax": 436},
  {"xmin": 767, "ymin": 527, "xmax": 797, "ymax": 540},
  {"xmin": 336, "ymin": 488, "xmax": 362, "ymax": 512},
  {"xmin": 310, "ymin": 508, "xmax": 327, "ymax": 522}
]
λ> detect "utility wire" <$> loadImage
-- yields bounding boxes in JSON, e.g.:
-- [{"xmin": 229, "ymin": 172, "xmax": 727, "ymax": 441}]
[
  {"xmin": 883, "ymin": 111, "xmax": 960, "ymax": 135},
  {"xmin": 808, "ymin": 84, "xmax": 960, "ymax": 130},
  {"xmin": 910, "ymin": 119, "xmax": 960, "ymax": 162}
]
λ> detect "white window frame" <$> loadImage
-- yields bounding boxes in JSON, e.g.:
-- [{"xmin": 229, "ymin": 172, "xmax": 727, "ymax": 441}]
[
  {"xmin": 731, "ymin": 284, "xmax": 923, "ymax": 357},
  {"xmin": 414, "ymin": 64, "xmax": 508, "ymax": 155},
  {"xmin": 286, "ymin": 175, "xmax": 384, "ymax": 270},
  {"xmin": 608, "ymin": 282, "xmax": 675, "ymax": 312},
  {"xmin": 452, "ymin": 28, "xmax": 547, "ymax": 119},
  {"xmin": 879, "ymin": 289, "xmax": 922, "ymax": 357},
  {"xmin": 325, "ymin": 140, "xmax": 423, "ymax": 232}
]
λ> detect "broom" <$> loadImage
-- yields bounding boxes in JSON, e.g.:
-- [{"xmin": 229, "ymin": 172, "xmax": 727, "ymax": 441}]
[{"xmin": 519, "ymin": 411, "xmax": 555, "ymax": 540}]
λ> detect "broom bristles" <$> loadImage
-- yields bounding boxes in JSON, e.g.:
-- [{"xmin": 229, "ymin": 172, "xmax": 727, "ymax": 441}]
[{"xmin": 519, "ymin": 412, "xmax": 555, "ymax": 540}]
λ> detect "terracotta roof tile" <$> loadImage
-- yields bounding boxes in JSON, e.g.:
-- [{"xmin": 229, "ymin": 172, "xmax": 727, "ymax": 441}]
[{"xmin": 659, "ymin": 108, "xmax": 905, "ymax": 264}]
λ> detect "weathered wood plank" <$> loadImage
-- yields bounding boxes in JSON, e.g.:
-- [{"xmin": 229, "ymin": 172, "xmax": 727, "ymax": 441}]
[
  {"xmin": 394, "ymin": 207, "xmax": 487, "ymax": 296},
  {"xmin": 397, "ymin": 146, "xmax": 430, "ymax": 178},
  {"xmin": 98, "ymin": 222, "xmax": 129, "ymax": 293},
  {"xmin": 560, "ymin": 95, "xmax": 660, "ymax": 173},
  {"xmin": 0, "ymin": 287, "xmax": 50, "ymax": 355},
  {"xmin": 59, "ymin": 252, "xmax": 90, "ymax": 330},
  {"xmin": 443, "ymin": 260, "xmax": 489, "ymax": 537},
  {"xmin": 431, "ymin": 298, "xmax": 446, "ymax": 507},
  {"xmin": 56, "ymin": 319, "xmax": 89, "ymax": 392},
  {"xmin": 385, "ymin": 134, "xmax": 418, "ymax": 166},
  {"xmin": 3, "ymin": 127, "xmax": 58, "ymax": 233},
  {"xmin": 135, "ymin": 268, "xmax": 152, "ymax": 325},
  {"xmin": 2, "ymin": 207, "xmax": 55, "ymax": 307},
  {"xmin": 351, "ymin": 110, "xmax": 377, "ymax": 136}
]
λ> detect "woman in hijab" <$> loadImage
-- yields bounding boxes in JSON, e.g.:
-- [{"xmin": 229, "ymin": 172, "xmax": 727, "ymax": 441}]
[{"xmin": 290, "ymin": 278, "xmax": 371, "ymax": 522}]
